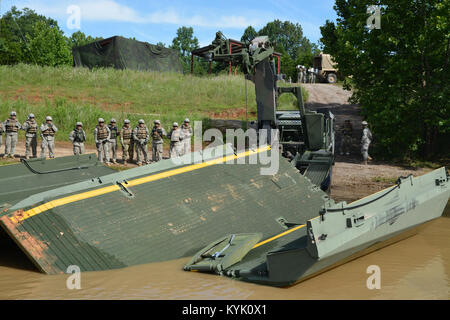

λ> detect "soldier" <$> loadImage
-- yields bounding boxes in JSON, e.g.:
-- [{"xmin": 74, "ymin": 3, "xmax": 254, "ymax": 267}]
[
  {"xmin": 340, "ymin": 119, "xmax": 353, "ymax": 156},
  {"xmin": 309, "ymin": 67, "xmax": 314, "ymax": 83},
  {"xmin": 361, "ymin": 121, "xmax": 373, "ymax": 165},
  {"xmin": 94, "ymin": 118, "xmax": 111, "ymax": 164},
  {"xmin": 151, "ymin": 120, "xmax": 166, "ymax": 162},
  {"xmin": 23, "ymin": 113, "xmax": 38, "ymax": 159},
  {"xmin": 3, "ymin": 111, "xmax": 21, "ymax": 158},
  {"xmin": 168, "ymin": 122, "xmax": 184, "ymax": 158},
  {"xmin": 120, "ymin": 119, "xmax": 133, "ymax": 166},
  {"xmin": 40, "ymin": 116, "xmax": 58, "ymax": 159},
  {"xmin": 296, "ymin": 65, "xmax": 301, "ymax": 83},
  {"xmin": 108, "ymin": 118, "xmax": 118, "ymax": 164},
  {"xmin": 180, "ymin": 118, "xmax": 193, "ymax": 156},
  {"xmin": 0, "ymin": 120, "xmax": 3, "ymax": 156},
  {"xmin": 69, "ymin": 122, "xmax": 86, "ymax": 155},
  {"xmin": 133, "ymin": 119, "xmax": 149, "ymax": 166}
]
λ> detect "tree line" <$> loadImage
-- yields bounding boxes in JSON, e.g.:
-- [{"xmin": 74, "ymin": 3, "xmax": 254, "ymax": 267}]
[
  {"xmin": 0, "ymin": 7, "xmax": 320, "ymax": 79},
  {"xmin": 0, "ymin": 7, "xmax": 102, "ymax": 66},
  {"xmin": 320, "ymin": 0, "xmax": 449, "ymax": 160}
]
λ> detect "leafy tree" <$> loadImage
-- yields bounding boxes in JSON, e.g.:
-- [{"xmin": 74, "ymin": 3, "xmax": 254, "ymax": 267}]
[
  {"xmin": 241, "ymin": 26, "xmax": 258, "ymax": 43},
  {"xmin": 0, "ymin": 6, "xmax": 58, "ymax": 64},
  {"xmin": 68, "ymin": 31, "xmax": 103, "ymax": 48},
  {"xmin": 257, "ymin": 20, "xmax": 304, "ymax": 59},
  {"xmin": 320, "ymin": 0, "xmax": 450, "ymax": 159},
  {"xmin": 26, "ymin": 20, "xmax": 72, "ymax": 66},
  {"xmin": 171, "ymin": 26, "xmax": 200, "ymax": 73},
  {"xmin": 171, "ymin": 26, "xmax": 199, "ymax": 57}
]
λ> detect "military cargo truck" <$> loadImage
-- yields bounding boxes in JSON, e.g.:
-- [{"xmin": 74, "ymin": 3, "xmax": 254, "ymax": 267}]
[{"xmin": 313, "ymin": 53, "xmax": 338, "ymax": 84}]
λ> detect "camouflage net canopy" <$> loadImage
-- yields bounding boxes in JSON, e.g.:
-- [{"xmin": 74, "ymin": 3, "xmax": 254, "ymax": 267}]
[{"xmin": 72, "ymin": 36, "xmax": 183, "ymax": 73}]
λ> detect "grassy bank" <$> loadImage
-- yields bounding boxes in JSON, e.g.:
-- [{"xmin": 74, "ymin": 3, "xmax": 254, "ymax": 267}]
[{"xmin": 0, "ymin": 64, "xmax": 307, "ymax": 144}]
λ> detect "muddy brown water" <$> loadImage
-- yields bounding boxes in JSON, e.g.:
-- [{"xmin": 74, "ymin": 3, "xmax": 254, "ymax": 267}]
[{"xmin": 1, "ymin": 204, "xmax": 448, "ymax": 300}]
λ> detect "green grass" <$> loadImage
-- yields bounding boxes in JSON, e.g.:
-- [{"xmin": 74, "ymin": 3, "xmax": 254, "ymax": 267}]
[{"xmin": 0, "ymin": 64, "xmax": 308, "ymax": 145}]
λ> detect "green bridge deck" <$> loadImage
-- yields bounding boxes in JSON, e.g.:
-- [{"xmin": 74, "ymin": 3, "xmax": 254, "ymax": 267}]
[{"xmin": 0, "ymin": 146, "xmax": 330, "ymax": 274}]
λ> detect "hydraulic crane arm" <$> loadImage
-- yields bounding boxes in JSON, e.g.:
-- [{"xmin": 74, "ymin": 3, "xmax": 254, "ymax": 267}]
[{"xmin": 193, "ymin": 32, "xmax": 281, "ymax": 131}]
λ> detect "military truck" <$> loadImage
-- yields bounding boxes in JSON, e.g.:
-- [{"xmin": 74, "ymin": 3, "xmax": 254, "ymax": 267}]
[{"xmin": 313, "ymin": 53, "xmax": 338, "ymax": 84}]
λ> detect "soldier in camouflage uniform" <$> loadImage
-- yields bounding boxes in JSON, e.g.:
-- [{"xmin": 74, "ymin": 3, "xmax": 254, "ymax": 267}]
[
  {"xmin": 180, "ymin": 118, "xmax": 193, "ymax": 156},
  {"xmin": 0, "ymin": 119, "xmax": 4, "ymax": 157},
  {"xmin": 168, "ymin": 122, "xmax": 184, "ymax": 158},
  {"xmin": 361, "ymin": 121, "xmax": 373, "ymax": 165},
  {"xmin": 133, "ymin": 119, "xmax": 149, "ymax": 166},
  {"xmin": 3, "ymin": 111, "xmax": 21, "ymax": 159},
  {"xmin": 40, "ymin": 116, "xmax": 58, "ymax": 159},
  {"xmin": 151, "ymin": 120, "xmax": 166, "ymax": 162},
  {"xmin": 108, "ymin": 118, "xmax": 118, "ymax": 164},
  {"xmin": 339, "ymin": 119, "xmax": 353, "ymax": 156},
  {"xmin": 120, "ymin": 119, "xmax": 133, "ymax": 166},
  {"xmin": 69, "ymin": 122, "xmax": 86, "ymax": 155},
  {"xmin": 94, "ymin": 118, "xmax": 111, "ymax": 164},
  {"xmin": 23, "ymin": 113, "xmax": 38, "ymax": 159}
]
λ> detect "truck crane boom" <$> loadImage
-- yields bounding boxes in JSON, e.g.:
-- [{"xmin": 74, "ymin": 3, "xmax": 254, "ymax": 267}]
[{"xmin": 193, "ymin": 31, "xmax": 335, "ymax": 192}]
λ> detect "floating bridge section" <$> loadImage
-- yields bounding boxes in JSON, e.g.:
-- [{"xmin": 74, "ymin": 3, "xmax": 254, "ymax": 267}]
[{"xmin": 0, "ymin": 145, "xmax": 329, "ymax": 274}]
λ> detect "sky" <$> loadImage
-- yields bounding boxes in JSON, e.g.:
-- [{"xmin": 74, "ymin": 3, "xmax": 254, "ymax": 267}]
[{"xmin": 1, "ymin": 0, "xmax": 338, "ymax": 47}]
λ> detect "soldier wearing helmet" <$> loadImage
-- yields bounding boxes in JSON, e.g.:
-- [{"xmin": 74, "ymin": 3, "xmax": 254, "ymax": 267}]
[
  {"xmin": 151, "ymin": 120, "xmax": 166, "ymax": 162},
  {"xmin": 40, "ymin": 115, "xmax": 58, "ymax": 159},
  {"xmin": 69, "ymin": 122, "xmax": 86, "ymax": 155},
  {"xmin": 120, "ymin": 119, "xmax": 133, "ymax": 166},
  {"xmin": 2, "ymin": 111, "xmax": 21, "ymax": 159},
  {"xmin": 168, "ymin": 122, "xmax": 184, "ymax": 158},
  {"xmin": 361, "ymin": 121, "xmax": 373, "ymax": 165},
  {"xmin": 108, "ymin": 118, "xmax": 118, "ymax": 164},
  {"xmin": 133, "ymin": 119, "xmax": 149, "ymax": 166},
  {"xmin": 180, "ymin": 118, "xmax": 193, "ymax": 156},
  {"xmin": 340, "ymin": 119, "xmax": 353, "ymax": 156},
  {"xmin": 22, "ymin": 113, "xmax": 38, "ymax": 159},
  {"xmin": 94, "ymin": 118, "xmax": 111, "ymax": 164}
]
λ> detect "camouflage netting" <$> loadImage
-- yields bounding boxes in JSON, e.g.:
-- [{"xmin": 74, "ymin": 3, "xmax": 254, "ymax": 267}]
[{"xmin": 72, "ymin": 36, "xmax": 183, "ymax": 73}]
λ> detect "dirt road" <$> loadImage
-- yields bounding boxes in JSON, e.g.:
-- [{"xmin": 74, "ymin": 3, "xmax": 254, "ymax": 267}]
[{"xmin": 303, "ymin": 84, "xmax": 432, "ymax": 202}]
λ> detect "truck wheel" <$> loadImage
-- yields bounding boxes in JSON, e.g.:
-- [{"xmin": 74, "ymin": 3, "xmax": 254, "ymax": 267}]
[{"xmin": 327, "ymin": 73, "xmax": 337, "ymax": 84}]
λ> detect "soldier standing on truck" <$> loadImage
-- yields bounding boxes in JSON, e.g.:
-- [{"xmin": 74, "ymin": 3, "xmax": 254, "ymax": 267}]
[
  {"xmin": 2, "ymin": 111, "xmax": 21, "ymax": 159},
  {"xmin": 180, "ymin": 118, "xmax": 193, "ymax": 156},
  {"xmin": 120, "ymin": 119, "xmax": 133, "ymax": 166},
  {"xmin": 361, "ymin": 121, "xmax": 373, "ymax": 165},
  {"xmin": 133, "ymin": 119, "xmax": 149, "ymax": 166},
  {"xmin": 168, "ymin": 122, "xmax": 183, "ymax": 158},
  {"xmin": 340, "ymin": 119, "xmax": 353, "ymax": 156},
  {"xmin": 40, "ymin": 116, "xmax": 58, "ymax": 159},
  {"xmin": 151, "ymin": 120, "xmax": 166, "ymax": 162},
  {"xmin": 108, "ymin": 118, "xmax": 118, "ymax": 164},
  {"xmin": 94, "ymin": 118, "xmax": 111, "ymax": 164},
  {"xmin": 69, "ymin": 122, "xmax": 86, "ymax": 155},
  {"xmin": 23, "ymin": 113, "xmax": 38, "ymax": 159}
]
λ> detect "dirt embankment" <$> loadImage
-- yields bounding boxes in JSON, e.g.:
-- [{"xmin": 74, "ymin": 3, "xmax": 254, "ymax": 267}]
[
  {"xmin": 303, "ymin": 84, "xmax": 433, "ymax": 202},
  {"xmin": 1, "ymin": 84, "xmax": 435, "ymax": 202}
]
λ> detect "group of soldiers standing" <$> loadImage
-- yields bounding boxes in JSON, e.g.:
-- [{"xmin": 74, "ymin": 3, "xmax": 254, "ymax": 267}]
[
  {"xmin": 297, "ymin": 65, "xmax": 318, "ymax": 84},
  {"xmin": 339, "ymin": 119, "xmax": 373, "ymax": 165},
  {"xmin": 70, "ymin": 117, "xmax": 193, "ymax": 166},
  {"xmin": 1, "ymin": 111, "xmax": 193, "ymax": 166},
  {"xmin": 0, "ymin": 111, "xmax": 58, "ymax": 159}
]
